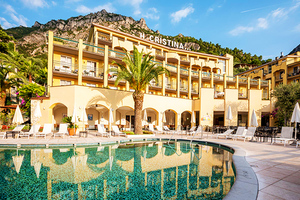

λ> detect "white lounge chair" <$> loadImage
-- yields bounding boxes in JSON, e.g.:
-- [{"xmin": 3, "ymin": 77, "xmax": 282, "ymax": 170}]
[
  {"xmin": 228, "ymin": 127, "xmax": 245, "ymax": 140},
  {"xmin": 233, "ymin": 127, "xmax": 257, "ymax": 142},
  {"xmin": 35, "ymin": 124, "xmax": 53, "ymax": 139},
  {"xmin": 112, "ymin": 126, "xmax": 126, "ymax": 137},
  {"xmin": 0, "ymin": 131, "xmax": 6, "ymax": 139},
  {"xmin": 212, "ymin": 129, "xmax": 234, "ymax": 139},
  {"xmin": 296, "ymin": 140, "xmax": 300, "ymax": 148},
  {"xmin": 163, "ymin": 126, "xmax": 173, "ymax": 134},
  {"xmin": 153, "ymin": 126, "xmax": 164, "ymax": 134},
  {"xmin": 53, "ymin": 123, "xmax": 69, "ymax": 138},
  {"xmin": 189, "ymin": 125, "xmax": 203, "ymax": 136},
  {"xmin": 19, "ymin": 124, "xmax": 41, "ymax": 139},
  {"xmin": 272, "ymin": 127, "xmax": 294, "ymax": 146},
  {"xmin": 96, "ymin": 124, "xmax": 110, "ymax": 137}
]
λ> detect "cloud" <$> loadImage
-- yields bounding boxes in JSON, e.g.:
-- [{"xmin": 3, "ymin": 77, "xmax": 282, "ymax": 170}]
[
  {"xmin": 3, "ymin": 4, "xmax": 28, "ymax": 27},
  {"xmin": 20, "ymin": 0, "xmax": 49, "ymax": 8},
  {"xmin": 257, "ymin": 18, "xmax": 268, "ymax": 29},
  {"xmin": 52, "ymin": 1, "xmax": 57, "ymax": 6},
  {"xmin": 230, "ymin": 1, "xmax": 300, "ymax": 36},
  {"xmin": 0, "ymin": 17, "xmax": 15, "ymax": 29},
  {"xmin": 143, "ymin": 8, "xmax": 159, "ymax": 20},
  {"xmin": 170, "ymin": 5, "xmax": 194, "ymax": 23},
  {"xmin": 294, "ymin": 24, "xmax": 300, "ymax": 32},
  {"xmin": 229, "ymin": 26, "xmax": 254, "ymax": 36},
  {"xmin": 121, "ymin": 0, "xmax": 144, "ymax": 16},
  {"xmin": 75, "ymin": 3, "xmax": 116, "ymax": 14}
]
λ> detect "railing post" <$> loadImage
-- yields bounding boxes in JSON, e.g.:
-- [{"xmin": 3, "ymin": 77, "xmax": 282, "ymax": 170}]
[{"xmin": 47, "ymin": 31, "xmax": 54, "ymax": 95}]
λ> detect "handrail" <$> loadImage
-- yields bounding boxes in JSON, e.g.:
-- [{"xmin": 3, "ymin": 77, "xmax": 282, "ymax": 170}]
[{"xmin": 167, "ymin": 125, "xmax": 182, "ymax": 144}]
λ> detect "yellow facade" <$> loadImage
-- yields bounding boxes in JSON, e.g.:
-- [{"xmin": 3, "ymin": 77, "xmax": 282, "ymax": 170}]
[{"xmin": 34, "ymin": 23, "xmax": 272, "ymax": 130}]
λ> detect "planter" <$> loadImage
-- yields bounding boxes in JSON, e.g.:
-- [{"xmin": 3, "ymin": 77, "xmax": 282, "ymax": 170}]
[{"xmin": 68, "ymin": 128, "xmax": 77, "ymax": 136}]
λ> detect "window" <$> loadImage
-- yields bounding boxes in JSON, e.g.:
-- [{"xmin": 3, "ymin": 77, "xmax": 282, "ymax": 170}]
[
  {"xmin": 279, "ymin": 71, "xmax": 284, "ymax": 79},
  {"xmin": 60, "ymin": 80, "xmax": 71, "ymax": 85},
  {"xmin": 268, "ymin": 65, "xmax": 272, "ymax": 73},
  {"xmin": 219, "ymin": 60, "xmax": 225, "ymax": 74},
  {"xmin": 60, "ymin": 56, "xmax": 72, "ymax": 73},
  {"xmin": 293, "ymin": 67, "xmax": 299, "ymax": 75},
  {"xmin": 85, "ymin": 61, "xmax": 96, "ymax": 76}
]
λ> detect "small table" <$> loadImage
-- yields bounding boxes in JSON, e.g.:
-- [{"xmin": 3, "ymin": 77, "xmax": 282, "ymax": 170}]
[
  {"xmin": 79, "ymin": 131, "xmax": 88, "ymax": 138},
  {"xmin": 6, "ymin": 131, "xmax": 20, "ymax": 139}
]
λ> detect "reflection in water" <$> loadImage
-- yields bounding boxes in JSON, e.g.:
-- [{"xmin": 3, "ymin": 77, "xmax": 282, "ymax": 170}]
[{"xmin": 0, "ymin": 142, "xmax": 235, "ymax": 199}]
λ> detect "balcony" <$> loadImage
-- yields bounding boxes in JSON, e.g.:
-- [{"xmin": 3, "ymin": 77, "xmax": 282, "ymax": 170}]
[
  {"xmin": 288, "ymin": 71, "xmax": 300, "ymax": 79},
  {"xmin": 180, "ymin": 68, "xmax": 188, "ymax": 76},
  {"xmin": 166, "ymin": 64, "xmax": 177, "ymax": 73},
  {"xmin": 53, "ymin": 60, "xmax": 78, "ymax": 77}
]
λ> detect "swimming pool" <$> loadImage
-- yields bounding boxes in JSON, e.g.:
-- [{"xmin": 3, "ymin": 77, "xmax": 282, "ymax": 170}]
[{"xmin": 0, "ymin": 140, "xmax": 235, "ymax": 199}]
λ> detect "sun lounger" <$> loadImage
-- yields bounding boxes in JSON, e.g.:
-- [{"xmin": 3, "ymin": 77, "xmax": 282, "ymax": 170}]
[
  {"xmin": 35, "ymin": 124, "xmax": 53, "ymax": 139},
  {"xmin": 0, "ymin": 131, "xmax": 6, "ymax": 139},
  {"xmin": 211, "ymin": 129, "xmax": 234, "ymax": 139},
  {"xmin": 53, "ymin": 123, "xmax": 69, "ymax": 138},
  {"xmin": 272, "ymin": 127, "xmax": 294, "ymax": 146},
  {"xmin": 112, "ymin": 126, "xmax": 126, "ymax": 137},
  {"xmin": 189, "ymin": 125, "xmax": 203, "ymax": 136},
  {"xmin": 19, "ymin": 124, "xmax": 41, "ymax": 139},
  {"xmin": 153, "ymin": 126, "xmax": 164, "ymax": 134},
  {"xmin": 96, "ymin": 124, "xmax": 110, "ymax": 137},
  {"xmin": 232, "ymin": 127, "xmax": 257, "ymax": 142},
  {"xmin": 228, "ymin": 127, "xmax": 245, "ymax": 140}
]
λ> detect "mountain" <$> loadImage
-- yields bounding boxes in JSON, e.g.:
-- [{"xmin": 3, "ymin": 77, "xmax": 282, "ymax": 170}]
[{"xmin": 4, "ymin": 9, "xmax": 269, "ymax": 67}]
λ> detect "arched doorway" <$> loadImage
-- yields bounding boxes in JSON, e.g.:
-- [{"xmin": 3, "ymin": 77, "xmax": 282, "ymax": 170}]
[
  {"xmin": 116, "ymin": 106, "xmax": 134, "ymax": 131},
  {"xmin": 52, "ymin": 103, "xmax": 68, "ymax": 127},
  {"xmin": 181, "ymin": 111, "xmax": 191, "ymax": 130},
  {"xmin": 163, "ymin": 110, "xmax": 176, "ymax": 130},
  {"xmin": 86, "ymin": 104, "xmax": 109, "ymax": 130}
]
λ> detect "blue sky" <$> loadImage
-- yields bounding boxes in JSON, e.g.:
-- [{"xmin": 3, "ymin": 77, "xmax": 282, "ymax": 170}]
[{"xmin": 0, "ymin": 0, "xmax": 300, "ymax": 60}]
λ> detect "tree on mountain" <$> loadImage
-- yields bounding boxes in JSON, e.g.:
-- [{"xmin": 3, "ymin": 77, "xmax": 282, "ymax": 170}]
[{"xmin": 114, "ymin": 46, "xmax": 169, "ymax": 134}]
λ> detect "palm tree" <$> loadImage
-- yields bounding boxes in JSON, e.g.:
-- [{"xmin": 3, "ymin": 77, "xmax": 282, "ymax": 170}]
[{"xmin": 114, "ymin": 46, "xmax": 169, "ymax": 134}]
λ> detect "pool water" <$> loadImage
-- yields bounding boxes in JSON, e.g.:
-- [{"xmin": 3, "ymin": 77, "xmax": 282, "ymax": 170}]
[{"xmin": 0, "ymin": 141, "xmax": 235, "ymax": 199}]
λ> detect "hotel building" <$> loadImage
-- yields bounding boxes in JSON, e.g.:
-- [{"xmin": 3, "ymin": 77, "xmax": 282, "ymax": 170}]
[
  {"xmin": 237, "ymin": 51, "xmax": 300, "ymax": 90},
  {"xmin": 33, "ymin": 23, "xmax": 272, "ymax": 130}
]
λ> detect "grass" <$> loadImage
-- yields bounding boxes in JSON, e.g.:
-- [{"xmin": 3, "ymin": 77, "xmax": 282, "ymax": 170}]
[{"xmin": 123, "ymin": 131, "xmax": 153, "ymax": 135}]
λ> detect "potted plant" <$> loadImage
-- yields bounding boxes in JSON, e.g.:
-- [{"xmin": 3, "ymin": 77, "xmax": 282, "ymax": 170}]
[{"xmin": 62, "ymin": 116, "xmax": 78, "ymax": 136}]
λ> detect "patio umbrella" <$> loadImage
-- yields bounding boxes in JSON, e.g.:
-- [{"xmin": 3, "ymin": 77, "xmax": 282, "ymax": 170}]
[
  {"xmin": 162, "ymin": 112, "xmax": 166, "ymax": 123},
  {"xmin": 250, "ymin": 109, "xmax": 258, "ymax": 127},
  {"xmin": 12, "ymin": 150, "xmax": 24, "ymax": 174},
  {"xmin": 109, "ymin": 108, "xmax": 114, "ymax": 131},
  {"xmin": 143, "ymin": 109, "xmax": 147, "ymax": 122},
  {"xmin": 12, "ymin": 105, "xmax": 24, "ymax": 125},
  {"xmin": 33, "ymin": 101, "xmax": 42, "ymax": 124},
  {"xmin": 81, "ymin": 106, "xmax": 88, "ymax": 130},
  {"xmin": 191, "ymin": 111, "xmax": 196, "ymax": 124},
  {"xmin": 71, "ymin": 104, "xmax": 78, "ymax": 135},
  {"xmin": 226, "ymin": 105, "xmax": 233, "ymax": 127},
  {"xmin": 291, "ymin": 102, "xmax": 300, "ymax": 139},
  {"xmin": 109, "ymin": 156, "xmax": 114, "ymax": 171}
]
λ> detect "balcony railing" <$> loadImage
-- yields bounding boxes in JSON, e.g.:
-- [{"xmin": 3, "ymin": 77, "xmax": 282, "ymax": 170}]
[
  {"xmin": 250, "ymin": 79, "xmax": 258, "ymax": 85},
  {"xmin": 53, "ymin": 35, "xmax": 78, "ymax": 49},
  {"xmin": 213, "ymin": 73, "xmax": 223, "ymax": 81},
  {"xmin": 165, "ymin": 83, "xmax": 176, "ymax": 90},
  {"xmin": 53, "ymin": 60, "xmax": 78, "ymax": 74},
  {"xmin": 191, "ymin": 70, "xmax": 198, "ymax": 77},
  {"xmin": 180, "ymin": 68, "xmax": 188, "ymax": 75},
  {"xmin": 166, "ymin": 64, "xmax": 177, "ymax": 73},
  {"xmin": 202, "ymin": 72, "xmax": 210, "ymax": 78},
  {"xmin": 261, "ymin": 80, "xmax": 268, "ymax": 87},
  {"xmin": 239, "ymin": 77, "xmax": 247, "ymax": 84},
  {"xmin": 82, "ymin": 65, "xmax": 104, "ymax": 78}
]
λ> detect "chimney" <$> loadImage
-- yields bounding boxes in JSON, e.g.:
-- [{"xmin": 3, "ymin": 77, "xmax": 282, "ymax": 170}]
[{"xmin": 280, "ymin": 52, "xmax": 284, "ymax": 58}]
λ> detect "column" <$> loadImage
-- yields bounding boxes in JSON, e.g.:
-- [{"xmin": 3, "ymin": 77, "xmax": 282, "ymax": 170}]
[
  {"xmin": 145, "ymin": 84, "xmax": 149, "ymax": 93},
  {"xmin": 104, "ymin": 45, "xmax": 109, "ymax": 87},
  {"xmin": 162, "ymin": 61, "xmax": 166, "ymax": 96},
  {"xmin": 177, "ymin": 60, "xmax": 181, "ymax": 98},
  {"xmin": 94, "ymin": 30, "xmax": 98, "ymax": 53},
  {"xmin": 47, "ymin": 31, "xmax": 53, "ymax": 95},
  {"xmin": 198, "ymin": 69, "xmax": 202, "ymax": 98},
  {"xmin": 247, "ymin": 77, "xmax": 251, "ymax": 90},
  {"xmin": 223, "ymin": 74, "xmax": 227, "ymax": 90},
  {"xmin": 210, "ymin": 72, "xmax": 214, "ymax": 88},
  {"xmin": 235, "ymin": 75, "xmax": 239, "ymax": 89},
  {"xmin": 258, "ymin": 79, "xmax": 261, "ymax": 90},
  {"xmin": 268, "ymin": 80, "xmax": 271, "ymax": 100},
  {"xmin": 188, "ymin": 64, "xmax": 192, "ymax": 99},
  {"xmin": 78, "ymin": 39, "xmax": 83, "ymax": 85}
]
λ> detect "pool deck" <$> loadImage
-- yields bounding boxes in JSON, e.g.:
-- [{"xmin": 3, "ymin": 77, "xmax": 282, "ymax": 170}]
[{"xmin": 0, "ymin": 132, "xmax": 299, "ymax": 200}]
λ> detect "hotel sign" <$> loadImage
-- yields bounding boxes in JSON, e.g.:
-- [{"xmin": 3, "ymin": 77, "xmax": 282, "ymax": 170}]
[{"xmin": 139, "ymin": 33, "xmax": 188, "ymax": 50}]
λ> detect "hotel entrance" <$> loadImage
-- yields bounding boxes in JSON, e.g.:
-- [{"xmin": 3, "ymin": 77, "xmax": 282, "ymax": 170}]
[
  {"xmin": 238, "ymin": 112, "xmax": 248, "ymax": 127},
  {"xmin": 213, "ymin": 111, "xmax": 224, "ymax": 126}
]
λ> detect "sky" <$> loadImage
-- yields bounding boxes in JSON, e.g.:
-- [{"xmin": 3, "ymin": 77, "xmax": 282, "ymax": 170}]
[{"xmin": 0, "ymin": 0, "xmax": 300, "ymax": 60}]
